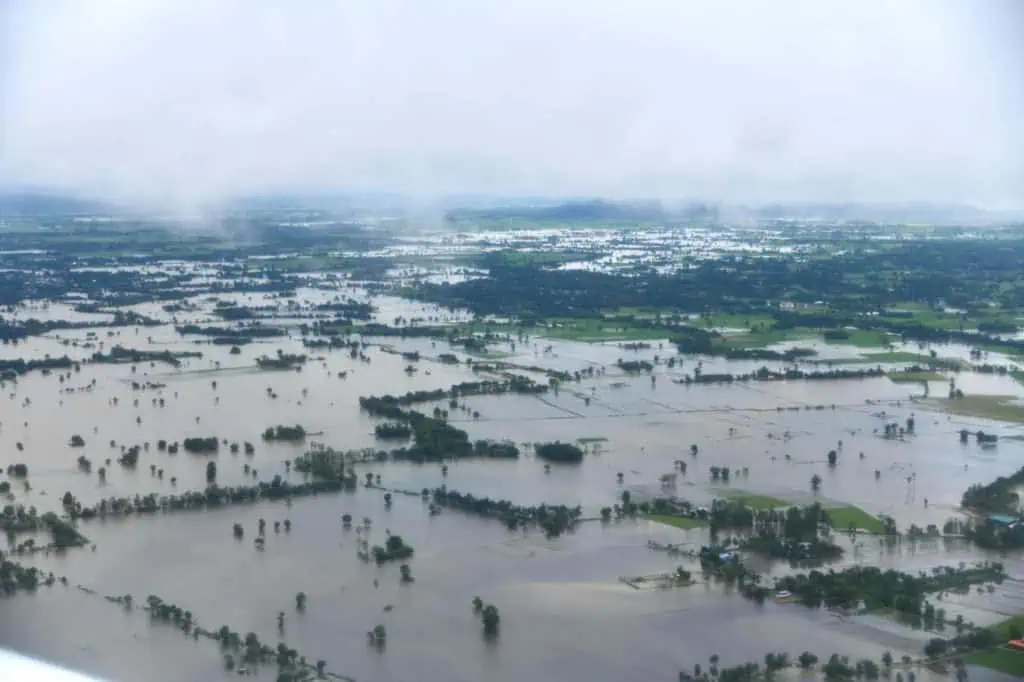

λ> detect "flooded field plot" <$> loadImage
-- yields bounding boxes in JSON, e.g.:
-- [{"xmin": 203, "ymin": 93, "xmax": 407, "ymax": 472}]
[{"xmin": 2, "ymin": 219, "xmax": 1024, "ymax": 682}]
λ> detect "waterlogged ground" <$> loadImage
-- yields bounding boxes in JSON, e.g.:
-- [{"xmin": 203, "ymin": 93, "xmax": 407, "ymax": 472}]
[{"xmin": 3, "ymin": 292, "xmax": 1024, "ymax": 682}]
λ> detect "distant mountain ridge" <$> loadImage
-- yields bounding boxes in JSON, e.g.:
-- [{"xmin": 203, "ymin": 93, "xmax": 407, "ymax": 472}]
[
  {"xmin": 0, "ymin": 188, "xmax": 1016, "ymax": 224},
  {"xmin": 0, "ymin": 190, "xmax": 114, "ymax": 217}
]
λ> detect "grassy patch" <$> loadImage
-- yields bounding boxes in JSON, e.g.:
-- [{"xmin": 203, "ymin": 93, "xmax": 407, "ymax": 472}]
[
  {"xmin": 928, "ymin": 395, "xmax": 1024, "ymax": 424},
  {"xmin": 465, "ymin": 349, "xmax": 515, "ymax": 360},
  {"xmin": 535, "ymin": 317, "xmax": 670, "ymax": 342},
  {"xmin": 965, "ymin": 617, "xmax": 1024, "ymax": 675},
  {"xmin": 646, "ymin": 515, "xmax": 708, "ymax": 530},
  {"xmin": 823, "ymin": 330, "xmax": 894, "ymax": 348},
  {"xmin": 887, "ymin": 370, "xmax": 944, "ymax": 382},
  {"xmin": 721, "ymin": 328, "xmax": 808, "ymax": 348},
  {"xmin": 696, "ymin": 313, "xmax": 777, "ymax": 331},
  {"xmin": 991, "ymin": 615, "xmax": 1024, "ymax": 639},
  {"xmin": 716, "ymin": 490, "xmax": 791, "ymax": 510},
  {"xmin": 966, "ymin": 648, "xmax": 1024, "ymax": 675},
  {"xmin": 825, "ymin": 505, "xmax": 885, "ymax": 534},
  {"xmin": 863, "ymin": 351, "xmax": 934, "ymax": 363}
]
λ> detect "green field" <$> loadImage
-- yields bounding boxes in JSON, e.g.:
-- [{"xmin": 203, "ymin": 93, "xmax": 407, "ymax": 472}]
[
  {"xmin": 965, "ymin": 616, "xmax": 1024, "ymax": 675},
  {"xmin": 967, "ymin": 648, "xmax": 1024, "ymax": 675},
  {"xmin": 823, "ymin": 330, "xmax": 895, "ymax": 348},
  {"xmin": 535, "ymin": 317, "xmax": 670, "ymax": 342},
  {"xmin": 720, "ymin": 328, "xmax": 805, "ymax": 348},
  {"xmin": 928, "ymin": 395, "xmax": 1024, "ymax": 424},
  {"xmin": 825, "ymin": 505, "xmax": 885, "ymax": 534},
  {"xmin": 698, "ymin": 313, "xmax": 777, "ymax": 331},
  {"xmin": 863, "ymin": 351, "xmax": 935, "ymax": 363},
  {"xmin": 887, "ymin": 370, "xmax": 944, "ymax": 383},
  {"xmin": 716, "ymin": 490, "xmax": 791, "ymax": 510},
  {"xmin": 646, "ymin": 515, "xmax": 708, "ymax": 530}
]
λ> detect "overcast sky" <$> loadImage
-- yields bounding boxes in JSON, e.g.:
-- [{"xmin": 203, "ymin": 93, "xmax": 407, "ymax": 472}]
[{"xmin": 1, "ymin": 0, "xmax": 1022, "ymax": 211}]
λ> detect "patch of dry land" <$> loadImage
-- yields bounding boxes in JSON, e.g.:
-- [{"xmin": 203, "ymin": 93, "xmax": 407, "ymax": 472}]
[{"xmin": 924, "ymin": 395, "xmax": 1024, "ymax": 423}]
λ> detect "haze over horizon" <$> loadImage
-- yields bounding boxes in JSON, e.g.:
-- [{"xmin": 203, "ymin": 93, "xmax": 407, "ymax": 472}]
[{"xmin": 1, "ymin": 1, "xmax": 1022, "ymax": 213}]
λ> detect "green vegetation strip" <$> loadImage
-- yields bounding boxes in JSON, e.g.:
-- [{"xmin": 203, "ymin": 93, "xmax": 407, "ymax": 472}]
[
  {"xmin": 862, "ymin": 351, "xmax": 934, "ymax": 363},
  {"xmin": 822, "ymin": 330, "xmax": 894, "ymax": 348},
  {"xmin": 715, "ymin": 490, "xmax": 791, "ymax": 510},
  {"xmin": 929, "ymin": 395, "xmax": 1024, "ymax": 424},
  {"xmin": 645, "ymin": 515, "xmax": 707, "ymax": 530},
  {"xmin": 536, "ymin": 317, "xmax": 670, "ymax": 342},
  {"xmin": 966, "ymin": 616, "xmax": 1024, "ymax": 675},
  {"xmin": 887, "ymin": 370, "xmax": 944, "ymax": 382},
  {"xmin": 824, "ymin": 505, "xmax": 885, "ymax": 534}
]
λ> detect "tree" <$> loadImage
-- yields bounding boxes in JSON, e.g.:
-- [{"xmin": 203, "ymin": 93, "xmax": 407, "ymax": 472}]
[
  {"xmin": 481, "ymin": 604, "xmax": 500, "ymax": 635},
  {"xmin": 923, "ymin": 637, "xmax": 947, "ymax": 658},
  {"xmin": 1008, "ymin": 623, "xmax": 1023, "ymax": 640},
  {"xmin": 797, "ymin": 652, "xmax": 818, "ymax": 669},
  {"xmin": 400, "ymin": 564, "xmax": 414, "ymax": 583},
  {"xmin": 295, "ymin": 592, "xmax": 306, "ymax": 611},
  {"xmin": 827, "ymin": 450, "xmax": 838, "ymax": 467},
  {"xmin": 811, "ymin": 474, "xmax": 822, "ymax": 492},
  {"xmin": 472, "ymin": 596, "xmax": 483, "ymax": 613},
  {"xmin": 206, "ymin": 461, "xmax": 217, "ymax": 483},
  {"xmin": 232, "ymin": 523, "xmax": 243, "ymax": 539},
  {"xmin": 858, "ymin": 659, "xmax": 880, "ymax": 680},
  {"xmin": 881, "ymin": 651, "xmax": 893, "ymax": 668}
]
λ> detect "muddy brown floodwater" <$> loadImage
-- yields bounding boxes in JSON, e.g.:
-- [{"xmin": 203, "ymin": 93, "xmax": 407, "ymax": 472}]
[{"xmin": 2, "ymin": 295, "xmax": 1024, "ymax": 682}]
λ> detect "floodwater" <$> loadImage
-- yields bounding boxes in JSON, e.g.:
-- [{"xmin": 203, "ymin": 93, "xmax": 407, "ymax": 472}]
[{"xmin": 3, "ymin": 290, "xmax": 1024, "ymax": 682}]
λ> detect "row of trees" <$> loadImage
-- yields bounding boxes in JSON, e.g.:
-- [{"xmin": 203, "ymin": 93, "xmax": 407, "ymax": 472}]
[
  {"xmin": 432, "ymin": 487, "xmax": 582, "ymax": 537},
  {"xmin": 67, "ymin": 474, "xmax": 356, "ymax": 522},
  {"xmin": 261, "ymin": 425, "xmax": 307, "ymax": 442},
  {"xmin": 534, "ymin": 442, "xmax": 584, "ymax": 463}
]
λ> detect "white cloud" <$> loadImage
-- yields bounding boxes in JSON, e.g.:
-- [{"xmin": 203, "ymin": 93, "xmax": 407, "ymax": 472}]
[{"xmin": 1, "ymin": 0, "xmax": 1021, "ymax": 210}]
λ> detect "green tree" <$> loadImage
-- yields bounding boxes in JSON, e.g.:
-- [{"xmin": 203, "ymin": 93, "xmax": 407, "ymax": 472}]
[
  {"xmin": 295, "ymin": 592, "xmax": 306, "ymax": 611},
  {"xmin": 481, "ymin": 604, "xmax": 500, "ymax": 635},
  {"xmin": 797, "ymin": 652, "xmax": 818, "ymax": 669},
  {"xmin": 923, "ymin": 637, "xmax": 946, "ymax": 658}
]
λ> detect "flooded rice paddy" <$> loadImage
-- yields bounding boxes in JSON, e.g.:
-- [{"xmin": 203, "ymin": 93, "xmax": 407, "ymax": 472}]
[{"xmin": 3, "ymin": 293, "xmax": 1024, "ymax": 682}]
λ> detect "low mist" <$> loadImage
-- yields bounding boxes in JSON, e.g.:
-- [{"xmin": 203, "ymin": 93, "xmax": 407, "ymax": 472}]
[{"xmin": 1, "ymin": 0, "xmax": 1022, "ymax": 212}]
